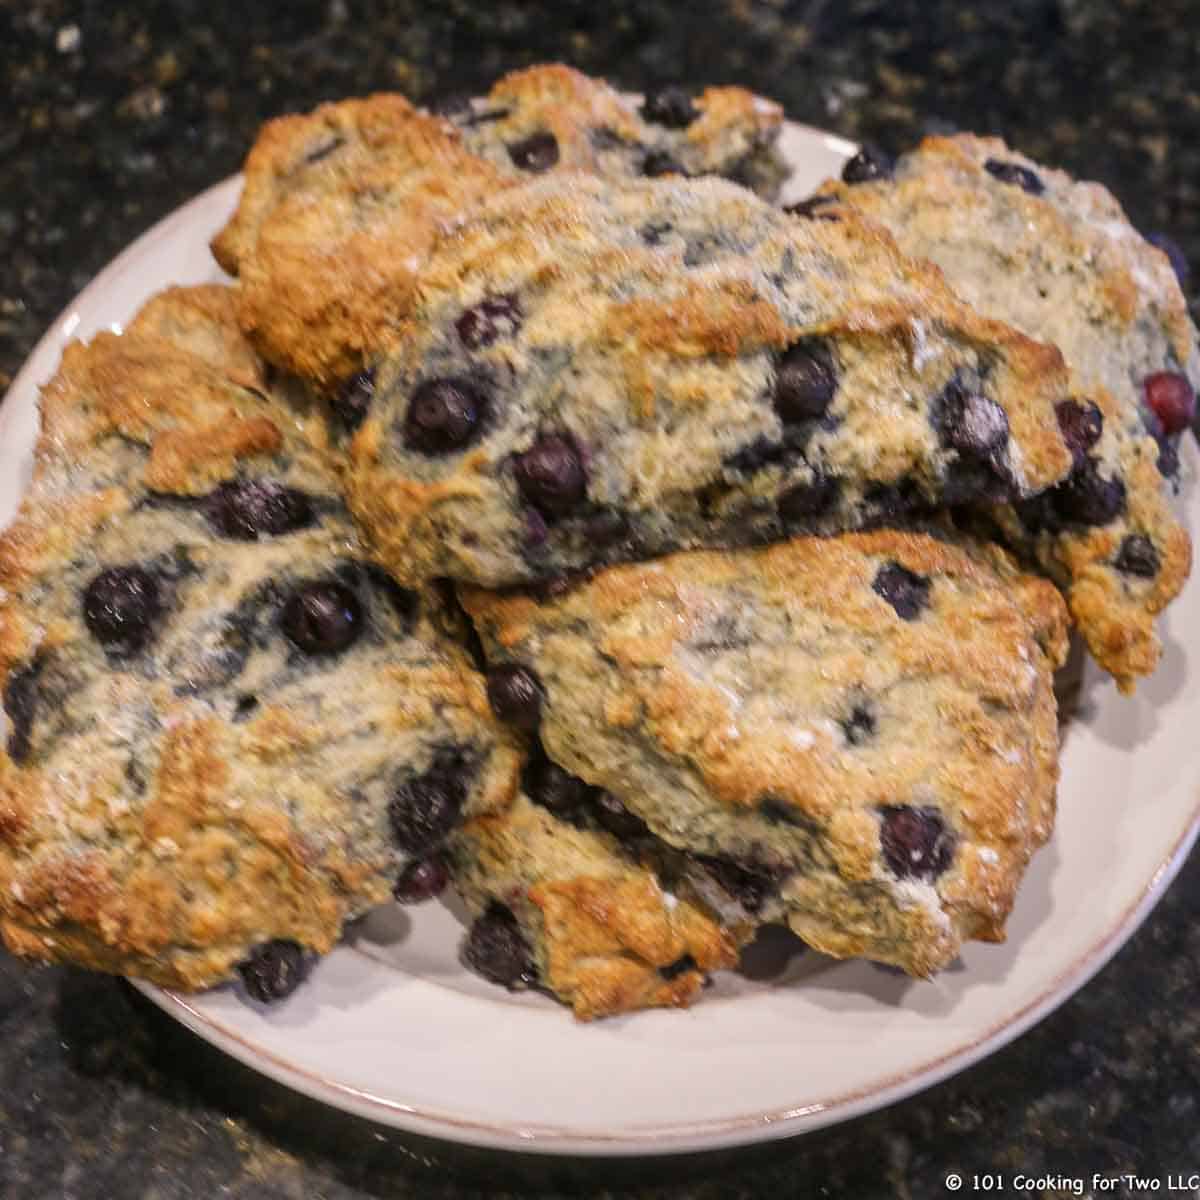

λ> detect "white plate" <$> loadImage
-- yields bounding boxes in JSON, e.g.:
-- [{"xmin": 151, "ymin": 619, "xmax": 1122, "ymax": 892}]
[{"xmin": 2, "ymin": 120, "xmax": 1198, "ymax": 1158}]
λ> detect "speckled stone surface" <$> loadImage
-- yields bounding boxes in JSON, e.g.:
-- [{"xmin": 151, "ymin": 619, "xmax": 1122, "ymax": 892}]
[{"xmin": 1, "ymin": 2, "xmax": 1198, "ymax": 1196}]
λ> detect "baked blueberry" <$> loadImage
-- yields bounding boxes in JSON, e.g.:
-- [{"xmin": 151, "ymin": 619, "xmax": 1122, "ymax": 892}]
[
  {"xmin": 527, "ymin": 754, "xmax": 591, "ymax": 817},
  {"xmin": 462, "ymin": 903, "xmax": 536, "ymax": 988},
  {"xmin": 238, "ymin": 940, "xmax": 307, "ymax": 1003},
  {"xmin": 1055, "ymin": 399, "xmax": 1103, "ymax": 469},
  {"xmin": 934, "ymin": 379, "xmax": 1009, "ymax": 459},
  {"xmin": 778, "ymin": 475, "xmax": 841, "ymax": 524},
  {"xmin": 393, "ymin": 854, "xmax": 450, "ymax": 904},
  {"xmin": 841, "ymin": 145, "xmax": 894, "ymax": 184},
  {"xmin": 281, "ymin": 581, "xmax": 362, "ymax": 655},
  {"xmin": 864, "ymin": 479, "xmax": 927, "ymax": 523},
  {"xmin": 643, "ymin": 150, "xmax": 686, "ymax": 178},
  {"xmin": 879, "ymin": 805, "xmax": 956, "ymax": 880},
  {"xmin": 640, "ymin": 87, "xmax": 699, "ymax": 128},
  {"xmin": 724, "ymin": 435, "xmax": 783, "ymax": 475},
  {"xmin": 507, "ymin": 131, "xmax": 559, "ymax": 172},
  {"xmin": 204, "ymin": 479, "xmax": 315, "ymax": 541},
  {"xmin": 1114, "ymin": 534, "xmax": 1160, "ymax": 578},
  {"xmin": 389, "ymin": 746, "xmax": 471, "ymax": 854},
  {"xmin": 332, "ymin": 368, "xmax": 375, "ymax": 433},
  {"xmin": 695, "ymin": 854, "xmax": 781, "ymax": 914},
  {"xmin": 3, "ymin": 660, "xmax": 40, "ymax": 764},
  {"xmin": 983, "ymin": 158, "xmax": 1045, "ymax": 195},
  {"xmin": 658, "ymin": 954, "xmax": 697, "ymax": 981},
  {"xmin": 872, "ymin": 561, "xmax": 931, "ymax": 620},
  {"xmin": 591, "ymin": 790, "xmax": 650, "ymax": 842},
  {"xmin": 1143, "ymin": 371, "xmax": 1195, "ymax": 436},
  {"xmin": 485, "ymin": 664, "xmax": 544, "ymax": 732},
  {"xmin": 513, "ymin": 435, "xmax": 587, "ymax": 516},
  {"xmin": 404, "ymin": 378, "xmax": 486, "ymax": 455},
  {"xmin": 1156, "ymin": 436, "xmax": 1180, "ymax": 480},
  {"xmin": 83, "ymin": 566, "xmax": 163, "ymax": 654},
  {"xmin": 456, "ymin": 294, "xmax": 522, "ymax": 349},
  {"xmin": 842, "ymin": 703, "xmax": 876, "ymax": 745},
  {"xmin": 774, "ymin": 339, "xmax": 837, "ymax": 424},
  {"xmin": 1055, "ymin": 458, "xmax": 1126, "ymax": 526}
]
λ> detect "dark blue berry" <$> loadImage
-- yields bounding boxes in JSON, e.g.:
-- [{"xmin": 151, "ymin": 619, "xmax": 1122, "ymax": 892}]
[
  {"xmin": 841, "ymin": 145, "xmax": 894, "ymax": 184},
  {"xmin": 879, "ymin": 805, "xmax": 955, "ymax": 880},
  {"xmin": 1056, "ymin": 459, "xmax": 1126, "ymax": 526},
  {"xmin": 404, "ymin": 377, "xmax": 486, "ymax": 455},
  {"xmin": 462, "ymin": 904, "xmax": 536, "ymax": 989},
  {"xmin": 778, "ymin": 475, "xmax": 840, "ymax": 525},
  {"xmin": 389, "ymin": 746, "xmax": 472, "ymax": 855},
  {"xmin": 393, "ymin": 855, "xmax": 450, "ymax": 904},
  {"xmin": 204, "ymin": 479, "xmax": 315, "ymax": 540},
  {"xmin": 238, "ymin": 940, "xmax": 307, "ymax": 1003},
  {"xmin": 774, "ymin": 339, "xmax": 837, "ymax": 425},
  {"xmin": 332, "ymin": 369, "xmax": 375, "ymax": 433},
  {"xmin": 1114, "ymin": 534, "xmax": 1159, "ymax": 578},
  {"xmin": 281, "ymin": 581, "xmax": 362, "ymax": 655},
  {"xmin": 872, "ymin": 562, "xmax": 931, "ymax": 620},
  {"xmin": 3, "ymin": 660, "xmax": 41, "ymax": 764},
  {"xmin": 83, "ymin": 566, "xmax": 162, "ymax": 654},
  {"xmin": 984, "ymin": 158, "xmax": 1044, "ymax": 195},
  {"xmin": 1055, "ymin": 399, "xmax": 1104, "ymax": 470},
  {"xmin": 456, "ymin": 295, "xmax": 522, "ymax": 349},
  {"xmin": 486, "ymin": 664, "xmax": 544, "ymax": 732},
  {"xmin": 507, "ymin": 132, "xmax": 559, "ymax": 172},
  {"xmin": 643, "ymin": 150, "xmax": 686, "ymax": 177},
  {"xmin": 514, "ymin": 435, "xmax": 587, "ymax": 516},
  {"xmin": 640, "ymin": 87, "xmax": 699, "ymax": 128}
]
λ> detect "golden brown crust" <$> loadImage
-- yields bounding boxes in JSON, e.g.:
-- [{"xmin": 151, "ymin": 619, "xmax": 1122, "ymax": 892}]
[
  {"xmin": 463, "ymin": 531, "xmax": 1067, "ymax": 976},
  {"xmin": 0, "ymin": 285, "xmax": 522, "ymax": 990},
  {"xmin": 820, "ymin": 133, "xmax": 1195, "ymax": 691},
  {"xmin": 212, "ymin": 65, "xmax": 786, "ymax": 385},
  {"xmin": 213, "ymin": 94, "xmax": 505, "ymax": 384},
  {"xmin": 346, "ymin": 171, "xmax": 1074, "ymax": 587},
  {"xmin": 450, "ymin": 794, "xmax": 743, "ymax": 1019}
]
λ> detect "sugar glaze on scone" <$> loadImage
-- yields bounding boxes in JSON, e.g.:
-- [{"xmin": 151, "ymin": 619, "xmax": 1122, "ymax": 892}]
[
  {"xmin": 820, "ymin": 134, "xmax": 1195, "ymax": 690},
  {"xmin": 0, "ymin": 286, "xmax": 521, "ymax": 991},
  {"xmin": 347, "ymin": 171, "xmax": 1077, "ymax": 587},
  {"xmin": 463, "ymin": 531, "xmax": 1069, "ymax": 977},
  {"xmin": 212, "ymin": 63, "xmax": 785, "ymax": 386},
  {"xmin": 449, "ymin": 790, "xmax": 746, "ymax": 1020}
]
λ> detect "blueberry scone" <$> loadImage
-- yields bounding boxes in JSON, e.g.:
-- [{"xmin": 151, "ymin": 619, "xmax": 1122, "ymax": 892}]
[
  {"xmin": 0, "ymin": 286, "xmax": 521, "ymax": 992},
  {"xmin": 448, "ymin": 788, "xmax": 747, "ymax": 1020},
  {"xmin": 211, "ymin": 63, "xmax": 785, "ymax": 386},
  {"xmin": 462, "ymin": 531, "xmax": 1069, "ymax": 976},
  {"xmin": 347, "ymin": 171, "xmax": 1077, "ymax": 587},
  {"xmin": 819, "ymin": 135, "xmax": 1196, "ymax": 690}
]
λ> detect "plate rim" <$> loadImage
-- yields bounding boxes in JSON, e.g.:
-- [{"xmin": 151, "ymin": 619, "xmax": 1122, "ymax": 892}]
[
  {"xmin": 135, "ymin": 801, "xmax": 1200, "ymax": 1155},
  {"xmin": 4, "ymin": 119, "xmax": 1199, "ymax": 1157}
]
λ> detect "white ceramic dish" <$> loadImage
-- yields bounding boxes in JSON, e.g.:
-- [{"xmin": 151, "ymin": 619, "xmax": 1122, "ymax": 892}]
[{"xmin": 1, "ymin": 119, "xmax": 1198, "ymax": 1158}]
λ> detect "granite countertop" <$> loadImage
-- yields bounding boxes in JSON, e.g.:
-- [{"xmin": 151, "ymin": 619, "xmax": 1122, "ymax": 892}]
[{"xmin": 1, "ymin": 2, "xmax": 1198, "ymax": 1196}]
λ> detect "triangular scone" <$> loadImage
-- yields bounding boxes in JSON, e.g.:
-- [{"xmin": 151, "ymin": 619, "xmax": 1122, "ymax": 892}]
[
  {"xmin": 449, "ymin": 791, "xmax": 747, "ymax": 1020},
  {"xmin": 212, "ymin": 63, "xmax": 786, "ymax": 386},
  {"xmin": 462, "ymin": 531, "xmax": 1068, "ymax": 977},
  {"xmin": 0, "ymin": 286, "xmax": 521, "ymax": 991},
  {"xmin": 345, "ymin": 171, "xmax": 1077, "ymax": 586},
  {"xmin": 818, "ymin": 134, "xmax": 1195, "ymax": 691}
]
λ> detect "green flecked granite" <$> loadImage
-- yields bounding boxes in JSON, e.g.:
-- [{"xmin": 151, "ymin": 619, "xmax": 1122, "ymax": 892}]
[{"xmin": 1, "ymin": 1, "xmax": 1198, "ymax": 1195}]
